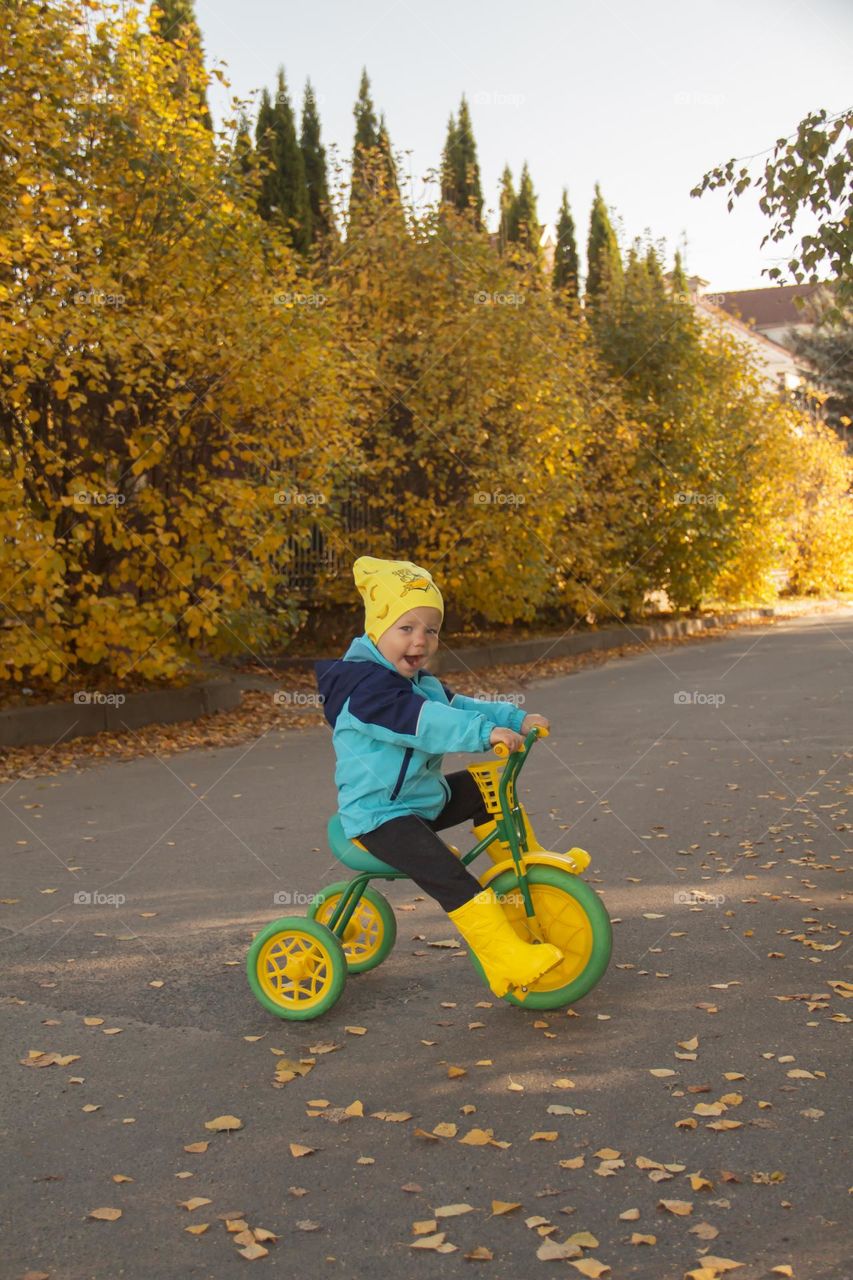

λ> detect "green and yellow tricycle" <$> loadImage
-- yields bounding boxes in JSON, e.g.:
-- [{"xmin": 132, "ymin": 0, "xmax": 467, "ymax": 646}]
[{"xmin": 247, "ymin": 727, "xmax": 612, "ymax": 1019}]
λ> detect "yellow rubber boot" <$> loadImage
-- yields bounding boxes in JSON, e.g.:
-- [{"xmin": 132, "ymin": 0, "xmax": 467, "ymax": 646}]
[{"xmin": 448, "ymin": 888, "xmax": 563, "ymax": 999}]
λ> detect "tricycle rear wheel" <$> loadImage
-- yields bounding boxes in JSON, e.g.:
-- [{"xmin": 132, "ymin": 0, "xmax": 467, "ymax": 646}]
[{"xmin": 308, "ymin": 882, "xmax": 397, "ymax": 973}]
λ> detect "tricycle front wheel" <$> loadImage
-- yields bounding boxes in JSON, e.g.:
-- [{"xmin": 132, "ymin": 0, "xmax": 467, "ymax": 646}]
[
  {"xmin": 247, "ymin": 916, "xmax": 347, "ymax": 1020},
  {"xmin": 488, "ymin": 865, "xmax": 612, "ymax": 1010}
]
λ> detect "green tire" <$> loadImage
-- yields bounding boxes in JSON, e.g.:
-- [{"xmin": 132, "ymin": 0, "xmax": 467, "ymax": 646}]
[{"xmin": 247, "ymin": 914, "xmax": 347, "ymax": 1021}]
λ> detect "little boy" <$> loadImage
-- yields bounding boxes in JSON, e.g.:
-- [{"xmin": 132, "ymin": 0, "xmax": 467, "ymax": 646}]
[{"xmin": 314, "ymin": 555, "xmax": 563, "ymax": 999}]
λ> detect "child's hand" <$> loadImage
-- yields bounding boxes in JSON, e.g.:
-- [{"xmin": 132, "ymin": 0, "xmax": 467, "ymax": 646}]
[
  {"xmin": 521, "ymin": 713, "xmax": 550, "ymax": 734},
  {"xmin": 490, "ymin": 726, "xmax": 525, "ymax": 753}
]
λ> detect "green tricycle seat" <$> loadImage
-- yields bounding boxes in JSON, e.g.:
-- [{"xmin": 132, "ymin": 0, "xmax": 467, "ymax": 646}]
[{"xmin": 327, "ymin": 815, "xmax": 400, "ymax": 876}]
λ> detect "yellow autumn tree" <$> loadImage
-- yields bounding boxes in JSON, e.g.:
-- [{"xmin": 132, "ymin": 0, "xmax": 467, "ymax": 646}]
[
  {"xmin": 321, "ymin": 168, "xmax": 642, "ymax": 628},
  {"xmin": 0, "ymin": 0, "xmax": 345, "ymax": 687}
]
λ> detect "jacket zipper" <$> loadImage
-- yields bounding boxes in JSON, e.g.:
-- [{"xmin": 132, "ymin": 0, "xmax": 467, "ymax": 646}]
[{"xmin": 390, "ymin": 747, "xmax": 414, "ymax": 801}]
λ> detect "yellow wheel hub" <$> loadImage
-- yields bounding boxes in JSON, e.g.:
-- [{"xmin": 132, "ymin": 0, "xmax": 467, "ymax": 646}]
[
  {"xmin": 256, "ymin": 931, "xmax": 336, "ymax": 1011},
  {"xmin": 315, "ymin": 895, "xmax": 385, "ymax": 965},
  {"xmin": 501, "ymin": 884, "xmax": 594, "ymax": 991}
]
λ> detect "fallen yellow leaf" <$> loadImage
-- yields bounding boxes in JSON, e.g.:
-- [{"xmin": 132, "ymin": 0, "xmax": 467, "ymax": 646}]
[
  {"xmin": 658, "ymin": 1198, "xmax": 692, "ymax": 1216},
  {"xmin": 203, "ymin": 1115, "xmax": 242, "ymax": 1132},
  {"xmin": 238, "ymin": 1243, "xmax": 268, "ymax": 1260},
  {"xmin": 569, "ymin": 1259, "xmax": 610, "ymax": 1277}
]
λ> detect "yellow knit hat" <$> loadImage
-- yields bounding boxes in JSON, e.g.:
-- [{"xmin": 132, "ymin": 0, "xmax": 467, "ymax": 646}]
[{"xmin": 353, "ymin": 556, "xmax": 444, "ymax": 644}]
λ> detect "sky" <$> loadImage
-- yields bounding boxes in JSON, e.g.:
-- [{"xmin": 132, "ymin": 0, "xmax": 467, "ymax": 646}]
[{"xmin": 193, "ymin": 0, "xmax": 853, "ymax": 292}]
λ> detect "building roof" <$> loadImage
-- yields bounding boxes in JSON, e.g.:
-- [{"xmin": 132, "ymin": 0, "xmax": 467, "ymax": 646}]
[
  {"xmin": 712, "ymin": 282, "xmax": 826, "ymax": 329},
  {"xmin": 694, "ymin": 296, "xmax": 809, "ymax": 392}
]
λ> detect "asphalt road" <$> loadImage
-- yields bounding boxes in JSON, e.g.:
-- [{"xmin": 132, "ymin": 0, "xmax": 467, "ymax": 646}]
[{"xmin": 2, "ymin": 608, "xmax": 851, "ymax": 1280}]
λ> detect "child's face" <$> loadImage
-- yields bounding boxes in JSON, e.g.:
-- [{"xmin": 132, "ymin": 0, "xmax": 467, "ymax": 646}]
[{"xmin": 376, "ymin": 606, "xmax": 442, "ymax": 678}]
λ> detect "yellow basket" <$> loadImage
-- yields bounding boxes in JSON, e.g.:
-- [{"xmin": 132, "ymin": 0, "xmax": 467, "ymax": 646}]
[{"xmin": 467, "ymin": 760, "xmax": 515, "ymax": 817}]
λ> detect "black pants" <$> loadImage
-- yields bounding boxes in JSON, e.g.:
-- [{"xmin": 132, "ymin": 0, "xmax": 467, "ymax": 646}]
[{"xmin": 356, "ymin": 770, "xmax": 492, "ymax": 911}]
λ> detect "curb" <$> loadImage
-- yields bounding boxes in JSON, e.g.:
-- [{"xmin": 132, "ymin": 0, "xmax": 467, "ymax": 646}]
[
  {"xmin": 0, "ymin": 679, "xmax": 242, "ymax": 750},
  {"xmin": 429, "ymin": 607, "xmax": 776, "ymax": 674},
  {"xmin": 0, "ymin": 604, "xmax": 821, "ymax": 748}
]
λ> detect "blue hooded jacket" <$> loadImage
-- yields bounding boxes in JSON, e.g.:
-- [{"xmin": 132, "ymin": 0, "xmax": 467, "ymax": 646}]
[{"xmin": 315, "ymin": 634, "xmax": 527, "ymax": 838}]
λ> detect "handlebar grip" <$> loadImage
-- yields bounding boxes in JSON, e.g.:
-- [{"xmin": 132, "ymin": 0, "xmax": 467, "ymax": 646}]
[{"xmin": 491, "ymin": 725, "xmax": 549, "ymax": 758}]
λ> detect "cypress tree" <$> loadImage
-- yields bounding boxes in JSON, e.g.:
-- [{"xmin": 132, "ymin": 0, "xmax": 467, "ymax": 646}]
[
  {"xmin": 350, "ymin": 68, "xmax": 379, "ymax": 221},
  {"xmin": 552, "ymin": 188, "xmax": 579, "ymax": 297},
  {"xmin": 377, "ymin": 114, "xmax": 402, "ymax": 205},
  {"xmin": 235, "ymin": 112, "xmax": 253, "ymax": 178},
  {"xmin": 440, "ymin": 112, "xmax": 459, "ymax": 208},
  {"xmin": 585, "ymin": 182, "xmax": 622, "ymax": 306},
  {"xmin": 254, "ymin": 87, "xmax": 278, "ymax": 223},
  {"xmin": 498, "ymin": 165, "xmax": 516, "ymax": 254},
  {"xmin": 510, "ymin": 162, "xmax": 540, "ymax": 257},
  {"xmin": 453, "ymin": 96, "xmax": 483, "ymax": 226},
  {"xmin": 272, "ymin": 68, "xmax": 312, "ymax": 253},
  {"xmin": 149, "ymin": 0, "xmax": 212, "ymax": 130},
  {"xmin": 349, "ymin": 72, "xmax": 402, "ymax": 227},
  {"xmin": 301, "ymin": 79, "xmax": 336, "ymax": 245},
  {"xmin": 669, "ymin": 248, "xmax": 689, "ymax": 297}
]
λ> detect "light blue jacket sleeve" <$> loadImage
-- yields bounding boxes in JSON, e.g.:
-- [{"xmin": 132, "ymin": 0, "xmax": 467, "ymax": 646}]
[
  {"xmin": 348, "ymin": 698, "xmax": 494, "ymax": 754},
  {"xmin": 448, "ymin": 692, "xmax": 526, "ymax": 733}
]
